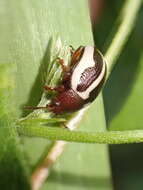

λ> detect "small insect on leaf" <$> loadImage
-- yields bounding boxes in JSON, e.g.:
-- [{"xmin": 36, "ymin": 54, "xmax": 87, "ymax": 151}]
[{"xmin": 26, "ymin": 45, "xmax": 106, "ymax": 115}]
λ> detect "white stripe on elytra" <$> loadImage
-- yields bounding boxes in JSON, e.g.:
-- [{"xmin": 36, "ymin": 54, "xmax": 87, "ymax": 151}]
[{"xmin": 71, "ymin": 46, "xmax": 105, "ymax": 100}]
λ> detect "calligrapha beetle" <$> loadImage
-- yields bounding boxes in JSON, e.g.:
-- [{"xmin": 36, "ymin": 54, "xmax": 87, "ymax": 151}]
[{"xmin": 27, "ymin": 46, "xmax": 106, "ymax": 114}]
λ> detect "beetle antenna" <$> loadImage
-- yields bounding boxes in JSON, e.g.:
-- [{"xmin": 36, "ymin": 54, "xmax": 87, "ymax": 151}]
[{"xmin": 24, "ymin": 106, "xmax": 48, "ymax": 110}]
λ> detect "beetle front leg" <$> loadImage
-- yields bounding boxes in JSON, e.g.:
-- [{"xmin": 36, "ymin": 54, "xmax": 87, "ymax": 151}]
[
  {"xmin": 70, "ymin": 46, "xmax": 84, "ymax": 66},
  {"xmin": 56, "ymin": 57, "xmax": 69, "ymax": 73}
]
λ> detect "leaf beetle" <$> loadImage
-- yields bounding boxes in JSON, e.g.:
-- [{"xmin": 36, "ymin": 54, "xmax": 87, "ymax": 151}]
[{"xmin": 27, "ymin": 46, "xmax": 106, "ymax": 114}]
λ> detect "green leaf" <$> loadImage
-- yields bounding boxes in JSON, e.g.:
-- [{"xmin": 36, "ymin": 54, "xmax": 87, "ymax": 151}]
[{"xmin": 0, "ymin": 65, "xmax": 30, "ymax": 189}]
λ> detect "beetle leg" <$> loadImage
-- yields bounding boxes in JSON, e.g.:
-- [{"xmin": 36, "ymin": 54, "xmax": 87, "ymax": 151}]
[
  {"xmin": 24, "ymin": 104, "xmax": 52, "ymax": 111},
  {"xmin": 24, "ymin": 106, "xmax": 48, "ymax": 110},
  {"xmin": 44, "ymin": 85, "xmax": 65, "ymax": 93},
  {"xmin": 70, "ymin": 46, "xmax": 84, "ymax": 66},
  {"xmin": 56, "ymin": 57, "xmax": 69, "ymax": 72}
]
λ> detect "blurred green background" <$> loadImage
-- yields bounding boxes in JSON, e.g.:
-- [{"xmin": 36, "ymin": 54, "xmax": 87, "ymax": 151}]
[
  {"xmin": 0, "ymin": 0, "xmax": 142, "ymax": 189},
  {"xmin": 93, "ymin": 0, "xmax": 143, "ymax": 189}
]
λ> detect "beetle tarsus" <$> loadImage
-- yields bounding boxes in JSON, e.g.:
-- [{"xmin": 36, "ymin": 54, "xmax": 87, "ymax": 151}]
[{"xmin": 56, "ymin": 57, "xmax": 68, "ymax": 72}]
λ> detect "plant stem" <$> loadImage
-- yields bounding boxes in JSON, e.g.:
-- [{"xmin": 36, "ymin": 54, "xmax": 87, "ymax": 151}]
[
  {"xmin": 105, "ymin": 0, "xmax": 142, "ymax": 78},
  {"xmin": 19, "ymin": 125, "xmax": 143, "ymax": 144},
  {"xmin": 31, "ymin": 140, "xmax": 66, "ymax": 190}
]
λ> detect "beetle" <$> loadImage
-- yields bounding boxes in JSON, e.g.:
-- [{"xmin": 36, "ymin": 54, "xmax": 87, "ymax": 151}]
[{"xmin": 27, "ymin": 46, "xmax": 106, "ymax": 114}]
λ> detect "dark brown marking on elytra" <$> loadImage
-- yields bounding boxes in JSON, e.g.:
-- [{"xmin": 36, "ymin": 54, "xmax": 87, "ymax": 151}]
[{"xmin": 76, "ymin": 63, "xmax": 103, "ymax": 92}]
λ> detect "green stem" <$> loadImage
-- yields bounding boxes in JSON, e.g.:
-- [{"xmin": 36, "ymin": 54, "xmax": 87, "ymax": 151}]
[
  {"xmin": 105, "ymin": 0, "xmax": 142, "ymax": 78},
  {"xmin": 18, "ymin": 125, "xmax": 143, "ymax": 144}
]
